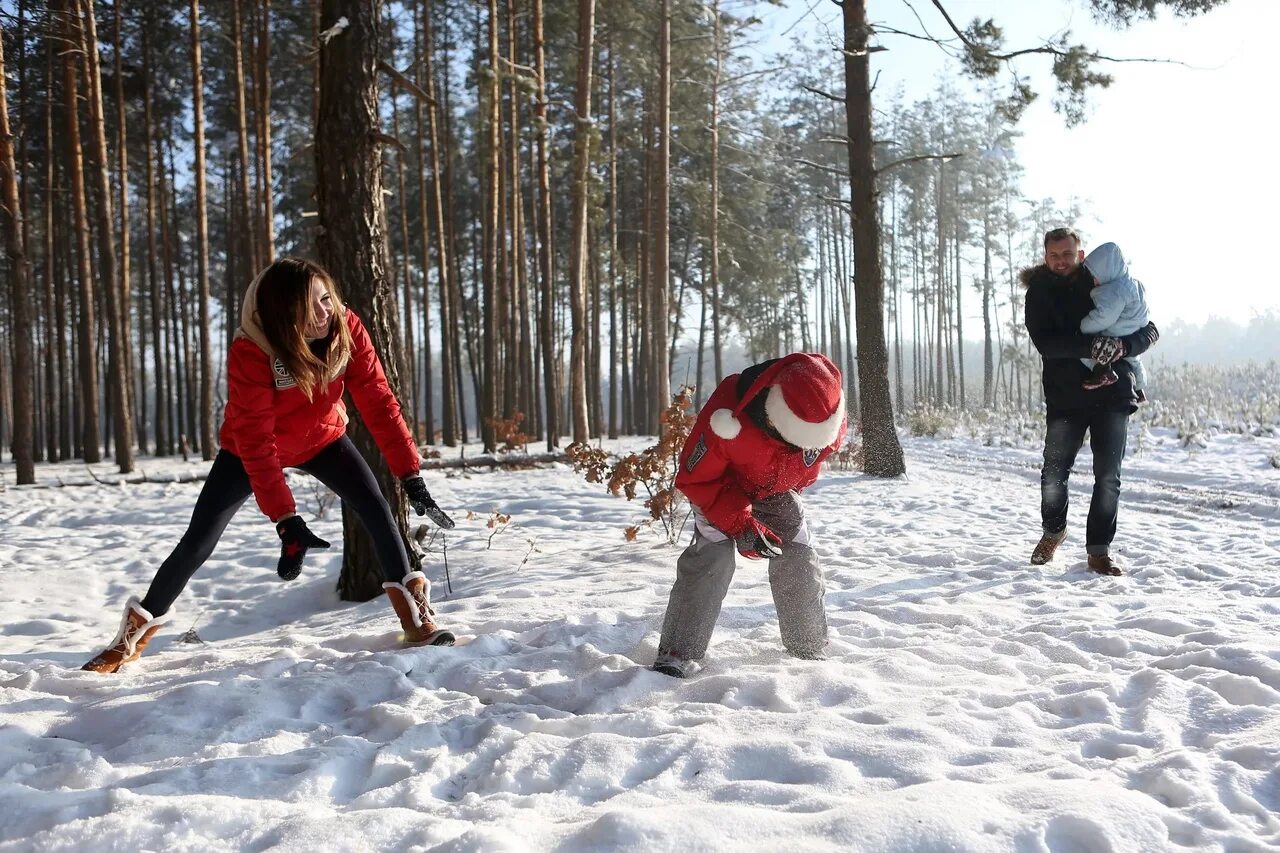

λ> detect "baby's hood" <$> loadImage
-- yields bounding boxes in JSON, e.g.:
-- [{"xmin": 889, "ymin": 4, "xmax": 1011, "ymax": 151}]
[{"xmin": 1083, "ymin": 242, "xmax": 1129, "ymax": 286}]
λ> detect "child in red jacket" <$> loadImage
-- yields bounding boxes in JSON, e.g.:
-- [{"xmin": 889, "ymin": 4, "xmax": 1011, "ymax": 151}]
[
  {"xmin": 653, "ymin": 352, "xmax": 847, "ymax": 677},
  {"xmin": 83, "ymin": 258, "xmax": 456, "ymax": 673}
]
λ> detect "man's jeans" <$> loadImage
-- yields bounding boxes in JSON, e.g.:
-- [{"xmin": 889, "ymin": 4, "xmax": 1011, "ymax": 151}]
[{"xmin": 1041, "ymin": 408, "xmax": 1129, "ymax": 555}]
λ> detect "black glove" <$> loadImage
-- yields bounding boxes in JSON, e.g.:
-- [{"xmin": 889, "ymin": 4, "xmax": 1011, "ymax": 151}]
[
  {"xmin": 403, "ymin": 475, "xmax": 456, "ymax": 529},
  {"xmin": 1090, "ymin": 336, "xmax": 1125, "ymax": 365},
  {"xmin": 734, "ymin": 517, "xmax": 784, "ymax": 560},
  {"xmin": 275, "ymin": 516, "xmax": 330, "ymax": 580}
]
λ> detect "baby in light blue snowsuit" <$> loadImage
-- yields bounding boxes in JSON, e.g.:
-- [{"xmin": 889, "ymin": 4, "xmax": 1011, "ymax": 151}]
[{"xmin": 1080, "ymin": 242, "xmax": 1149, "ymax": 393}]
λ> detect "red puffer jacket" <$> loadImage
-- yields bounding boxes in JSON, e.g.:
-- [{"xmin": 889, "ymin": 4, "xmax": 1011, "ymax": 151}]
[
  {"xmin": 219, "ymin": 308, "xmax": 419, "ymax": 521},
  {"xmin": 675, "ymin": 353, "xmax": 846, "ymax": 537}
]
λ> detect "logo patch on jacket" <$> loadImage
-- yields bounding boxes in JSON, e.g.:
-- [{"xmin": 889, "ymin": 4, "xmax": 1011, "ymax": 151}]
[
  {"xmin": 686, "ymin": 435, "xmax": 708, "ymax": 473},
  {"xmin": 802, "ymin": 447, "xmax": 821, "ymax": 467},
  {"xmin": 273, "ymin": 359, "xmax": 297, "ymax": 390}
]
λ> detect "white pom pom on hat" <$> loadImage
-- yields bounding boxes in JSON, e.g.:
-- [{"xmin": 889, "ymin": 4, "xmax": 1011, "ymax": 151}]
[
  {"xmin": 708, "ymin": 352, "xmax": 845, "ymax": 449},
  {"xmin": 709, "ymin": 407, "xmax": 742, "ymax": 440}
]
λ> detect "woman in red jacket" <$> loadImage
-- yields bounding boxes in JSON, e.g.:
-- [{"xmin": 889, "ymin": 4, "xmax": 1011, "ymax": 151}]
[{"xmin": 84, "ymin": 257, "xmax": 456, "ymax": 673}]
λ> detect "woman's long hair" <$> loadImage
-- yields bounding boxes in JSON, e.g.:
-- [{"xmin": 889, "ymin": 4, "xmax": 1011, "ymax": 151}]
[{"xmin": 253, "ymin": 257, "xmax": 353, "ymax": 400}]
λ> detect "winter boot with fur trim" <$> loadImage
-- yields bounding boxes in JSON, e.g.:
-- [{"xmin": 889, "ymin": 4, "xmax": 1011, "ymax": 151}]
[
  {"xmin": 384, "ymin": 571, "xmax": 456, "ymax": 646},
  {"xmin": 82, "ymin": 598, "xmax": 172, "ymax": 673}
]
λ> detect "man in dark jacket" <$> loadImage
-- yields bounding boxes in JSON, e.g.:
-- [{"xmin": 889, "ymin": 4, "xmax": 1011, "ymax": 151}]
[{"xmin": 1024, "ymin": 227, "xmax": 1160, "ymax": 575}]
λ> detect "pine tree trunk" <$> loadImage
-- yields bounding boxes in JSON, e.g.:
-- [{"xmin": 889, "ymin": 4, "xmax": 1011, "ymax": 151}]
[
  {"xmin": 258, "ymin": 0, "xmax": 275, "ymax": 262},
  {"xmin": 982, "ymin": 203, "xmax": 994, "ymax": 409},
  {"xmin": 406, "ymin": 7, "xmax": 431, "ymax": 444},
  {"xmin": 79, "ymin": 0, "xmax": 134, "ymax": 471},
  {"xmin": 477, "ymin": 0, "xmax": 501, "ymax": 451},
  {"xmin": 0, "ymin": 24, "xmax": 35, "ymax": 483},
  {"xmin": 653, "ymin": 0, "xmax": 671, "ymax": 428},
  {"xmin": 57, "ymin": 0, "xmax": 102, "ymax": 463},
  {"xmin": 44, "ymin": 40, "xmax": 63, "ymax": 462},
  {"xmin": 841, "ymin": 0, "xmax": 905, "ymax": 476},
  {"xmin": 709, "ymin": 0, "xmax": 724, "ymax": 384},
  {"xmin": 508, "ymin": 0, "xmax": 534, "ymax": 431},
  {"xmin": 566, "ymin": 0, "xmax": 595, "ymax": 443},
  {"xmin": 605, "ymin": 24, "xmax": 619, "ymax": 437},
  {"xmin": 422, "ymin": 2, "xmax": 456, "ymax": 446},
  {"xmin": 390, "ymin": 90, "xmax": 417, "ymax": 440},
  {"xmin": 953, "ymin": 178, "xmax": 964, "ymax": 408},
  {"xmin": 231, "ymin": 0, "xmax": 260, "ymax": 277},
  {"xmin": 317, "ymin": 0, "xmax": 414, "ymax": 601},
  {"xmin": 113, "ymin": 1, "xmax": 139, "ymax": 455},
  {"xmin": 190, "ymin": 0, "xmax": 215, "ymax": 461},
  {"xmin": 143, "ymin": 28, "xmax": 170, "ymax": 456},
  {"xmin": 531, "ymin": 0, "xmax": 557, "ymax": 449}
]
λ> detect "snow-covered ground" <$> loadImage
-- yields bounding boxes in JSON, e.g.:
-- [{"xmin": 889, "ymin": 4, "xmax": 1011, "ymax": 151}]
[{"xmin": 2, "ymin": 428, "xmax": 1279, "ymax": 851}]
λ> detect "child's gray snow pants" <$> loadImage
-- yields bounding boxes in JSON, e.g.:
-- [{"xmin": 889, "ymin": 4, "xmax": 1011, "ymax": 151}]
[{"xmin": 657, "ymin": 490, "xmax": 827, "ymax": 661}]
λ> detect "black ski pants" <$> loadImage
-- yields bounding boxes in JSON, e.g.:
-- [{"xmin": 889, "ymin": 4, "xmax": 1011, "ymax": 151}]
[{"xmin": 141, "ymin": 436, "xmax": 410, "ymax": 616}]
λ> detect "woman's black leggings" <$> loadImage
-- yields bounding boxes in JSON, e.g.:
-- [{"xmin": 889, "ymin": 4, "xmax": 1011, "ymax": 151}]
[{"xmin": 140, "ymin": 436, "xmax": 410, "ymax": 616}]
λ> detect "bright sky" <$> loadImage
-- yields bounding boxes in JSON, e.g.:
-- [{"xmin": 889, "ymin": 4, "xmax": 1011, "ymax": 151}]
[{"xmin": 756, "ymin": 0, "xmax": 1280, "ymax": 328}]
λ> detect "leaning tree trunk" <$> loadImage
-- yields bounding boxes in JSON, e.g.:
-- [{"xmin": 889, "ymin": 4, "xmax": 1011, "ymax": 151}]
[
  {"xmin": 316, "ymin": 0, "xmax": 414, "ymax": 602},
  {"xmin": 0, "ymin": 25, "xmax": 35, "ymax": 484},
  {"xmin": 841, "ymin": 0, "xmax": 905, "ymax": 476}
]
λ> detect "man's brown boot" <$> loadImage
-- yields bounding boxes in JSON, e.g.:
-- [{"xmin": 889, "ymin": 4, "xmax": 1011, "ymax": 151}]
[
  {"xmin": 1030, "ymin": 529, "xmax": 1067, "ymax": 565},
  {"xmin": 383, "ymin": 571, "xmax": 456, "ymax": 646},
  {"xmin": 1087, "ymin": 553, "xmax": 1123, "ymax": 576},
  {"xmin": 82, "ymin": 598, "xmax": 171, "ymax": 673}
]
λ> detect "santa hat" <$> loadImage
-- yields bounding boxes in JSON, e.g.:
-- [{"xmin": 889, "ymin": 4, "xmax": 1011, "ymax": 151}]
[{"xmin": 709, "ymin": 352, "xmax": 845, "ymax": 450}]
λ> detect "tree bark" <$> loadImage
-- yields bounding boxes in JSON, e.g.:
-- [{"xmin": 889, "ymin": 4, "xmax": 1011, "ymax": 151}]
[
  {"xmin": 316, "ymin": 0, "xmax": 414, "ymax": 601},
  {"xmin": 57, "ymin": 0, "xmax": 102, "ymax": 463},
  {"xmin": 258, "ymin": 0, "xmax": 275, "ymax": 262},
  {"xmin": 841, "ymin": 0, "xmax": 905, "ymax": 476},
  {"xmin": 531, "ymin": 0, "xmax": 557, "ymax": 449},
  {"xmin": 0, "ymin": 24, "xmax": 35, "ymax": 483},
  {"xmin": 566, "ymin": 0, "xmax": 595, "ymax": 443},
  {"xmin": 231, "ymin": 0, "xmax": 260, "ymax": 278},
  {"xmin": 653, "ymin": 0, "xmax": 671, "ymax": 427},
  {"xmin": 190, "ymin": 0, "xmax": 215, "ymax": 461},
  {"xmin": 709, "ymin": 0, "xmax": 724, "ymax": 384},
  {"xmin": 479, "ymin": 0, "xmax": 500, "ymax": 452},
  {"xmin": 422, "ymin": 2, "xmax": 456, "ymax": 446},
  {"xmin": 113, "ymin": 0, "xmax": 139, "ymax": 454},
  {"xmin": 79, "ymin": 0, "xmax": 134, "ymax": 471},
  {"xmin": 143, "ymin": 27, "xmax": 170, "ymax": 456}
]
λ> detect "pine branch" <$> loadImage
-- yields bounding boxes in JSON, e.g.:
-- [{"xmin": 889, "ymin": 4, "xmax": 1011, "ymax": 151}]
[
  {"xmin": 928, "ymin": 0, "xmax": 1186, "ymax": 66},
  {"xmin": 876, "ymin": 152, "xmax": 963, "ymax": 175},
  {"xmin": 378, "ymin": 60, "xmax": 436, "ymax": 106}
]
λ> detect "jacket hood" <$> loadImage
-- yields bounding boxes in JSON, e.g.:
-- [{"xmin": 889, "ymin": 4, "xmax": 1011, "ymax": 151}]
[
  {"xmin": 238, "ymin": 267, "xmax": 276, "ymax": 356},
  {"xmin": 1083, "ymin": 242, "xmax": 1129, "ymax": 286}
]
